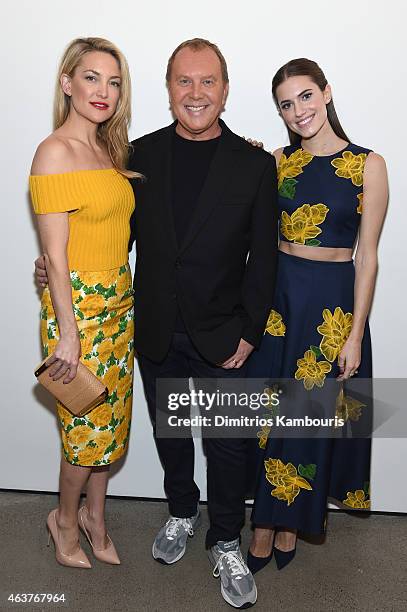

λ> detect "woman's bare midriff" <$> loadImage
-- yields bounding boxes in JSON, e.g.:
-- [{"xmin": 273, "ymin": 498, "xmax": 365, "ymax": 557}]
[{"xmin": 279, "ymin": 241, "xmax": 353, "ymax": 262}]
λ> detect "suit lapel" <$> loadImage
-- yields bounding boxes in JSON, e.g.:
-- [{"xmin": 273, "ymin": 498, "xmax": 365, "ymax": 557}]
[
  {"xmin": 178, "ymin": 121, "xmax": 241, "ymax": 255},
  {"xmin": 151, "ymin": 123, "xmax": 179, "ymax": 253}
]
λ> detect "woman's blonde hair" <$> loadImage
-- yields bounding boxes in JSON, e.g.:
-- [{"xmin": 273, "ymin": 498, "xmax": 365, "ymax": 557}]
[{"xmin": 54, "ymin": 37, "xmax": 140, "ymax": 178}]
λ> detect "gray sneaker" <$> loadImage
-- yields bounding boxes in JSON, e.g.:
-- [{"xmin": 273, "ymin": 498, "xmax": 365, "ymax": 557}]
[
  {"xmin": 152, "ymin": 508, "xmax": 200, "ymax": 564},
  {"xmin": 208, "ymin": 539, "xmax": 257, "ymax": 609}
]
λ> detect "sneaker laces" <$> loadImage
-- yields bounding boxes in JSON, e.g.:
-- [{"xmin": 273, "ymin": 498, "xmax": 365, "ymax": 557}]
[
  {"xmin": 165, "ymin": 517, "xmax": 194, "ymax": 539},
  {"xmin": 213, "ymin": 550, "xmax": 249, "ymax": 578}
]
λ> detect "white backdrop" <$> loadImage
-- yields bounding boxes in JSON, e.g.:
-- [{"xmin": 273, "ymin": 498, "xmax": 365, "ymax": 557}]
[{"xmin": 1, "ymin": 0, "xmax": 405, "ymax": 511}]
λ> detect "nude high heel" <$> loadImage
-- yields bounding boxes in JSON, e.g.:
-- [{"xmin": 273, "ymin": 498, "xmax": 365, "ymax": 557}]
[
  {"xmin": 78, "ymin": 505, "xmax": 121, "ymax": 565},
  {"xmin": 46, "ymin": 509, "xmax": 91, "ymax": 569}
]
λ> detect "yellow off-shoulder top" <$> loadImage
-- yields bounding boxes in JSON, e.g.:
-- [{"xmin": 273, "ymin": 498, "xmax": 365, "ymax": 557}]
[{"xmin": 29, "ymin": 168, "xmax": 135, "ymax": 271}]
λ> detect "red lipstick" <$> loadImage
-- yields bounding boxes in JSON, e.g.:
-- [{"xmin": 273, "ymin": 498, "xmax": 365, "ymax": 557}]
[{"xmin": 90, "ymin": 102, "xmax": 109, "ymax": 110}]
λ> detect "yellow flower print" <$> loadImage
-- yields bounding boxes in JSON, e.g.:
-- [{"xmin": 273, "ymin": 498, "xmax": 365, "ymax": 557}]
[
  {"xmin": 69, "ymin": 425, "xmax": 94, "ymax": 449},
  {"xmin": 295, "ymin": 349, "xmax": 332, "ymax": 390},
  {"xmin": 278, "ymin": 149, "xmax": 313, "ymax": 187},
  {"xmin": 280, "ymin": 204, "xmax": 329, "ymax": 244},
  {"xmin": 99, "ymin": 336, "xmax": 115, "ymax": 356},
  {"xmin": 317, "ymin": 307, "xmax": 353, "ymax": 363},
  {"xmin": 271, "ymin": 483, "xmax": 302, "ymax": 505},
  {"xmin": 335, "ymin": 388, "xmax": 366, "ymax": 424},
  {"xmin": 257, "ymin": 424, "xmax": 271, "ymax": 449},
  {"xmin": 310, "ymin": 203, "xmax": 329, "ymax": 225},
  {"xmin": 42, "ymin": 265, "xmax": 133, "ymax": 468},
  {"xmin": 116, "ymin": 267, "xmax": 132, "ymax": 295},
  {"xmin": 117, "ymin": 369, "xmax": 132, "ymax": 399},
  {"xmin": 114, "ymin": 401, "xmax": 127, "ymax": 421},
  {"xmin": 61, "ymin": 429, "xmax": 75, "ymax": 462},
  {"xmin": 86, "ymin": 294, "xmax": 106, "ymax": 317},
  {"xmin": 91, "ymin": 429, "xmax": 114, "ymax": 449},
  {"xmin": 58, "ymin": 403, "xmax": 72, "ymax": 425},
  {"xmin": 90, "ymin": 404, "xmax": 113, "ymax": 429},
  {"xmin": 264, "ymin": 458, "xmax": 312, "ymax": 506},
  {"xmin": 80, "ymin": 271, "xmax": 107, "ymax": 287},
  {"xmin": 343, "ymin": 489, "xmax": 370, "ymax": 509},
  {"xmin": 80, "ymin": 331, "xmax": 96, "ymax": 357},
  {"xmin": 265, "ymin": 309, "xmax": 286, "ymax": 336},
  {"xmin": 107, "ymin": 446, "xmax": 125, "ymax": 463},
  {"xmin": 77, "ymin": 444, "xmax": 106, "ymax": 466},
  {"xmin": 331, "ymin": 151, "xmax": 367, "ymax": 186},
  {"xmin": 104, "ymin": 364, "xmax": 120, "ymax": 394},
  {"xmin": 263, "ymin": 386, "xmax": 280, "ymax": 410},
  {"xmin": 61, "ymin": 428, "xmax": 68, "ymax": 448},
  {"xmin": 114, "ymin": 420, "xmax": 129, "ymax": 446},
  {"xmin": 357, "ymin": 193, "xmax": 363, "ymax": 214},
  {"xmin": 116, "ymin": 338, "xmax": 130, "ymax": 361}
]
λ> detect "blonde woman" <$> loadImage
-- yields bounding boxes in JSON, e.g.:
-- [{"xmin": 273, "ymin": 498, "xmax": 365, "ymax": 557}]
[{"xmin": 30, "ymin": 38, "xmax": 139, "ymax": 568}]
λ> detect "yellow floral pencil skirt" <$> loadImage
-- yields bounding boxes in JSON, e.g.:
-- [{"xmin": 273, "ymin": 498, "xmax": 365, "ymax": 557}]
[{"xmin": 40, "ymin": 264, "xmax": 134, "ymax": 467}]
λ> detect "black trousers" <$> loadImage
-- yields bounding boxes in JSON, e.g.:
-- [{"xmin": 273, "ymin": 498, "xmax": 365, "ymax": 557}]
[{"xmin": 138, "ymin": 332, "xmax": 248, "ymax": 548}]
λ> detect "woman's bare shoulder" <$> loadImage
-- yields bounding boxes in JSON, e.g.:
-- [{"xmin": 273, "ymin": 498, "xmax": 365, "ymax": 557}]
[
  {"xmin": 31, "ymin": 134, "xmax": 73, "ymax": 175},
  {"xmin": 273, "ymin": 147, "xmax": 284, "ymax": 166},
  {"xmin": 365, "ymin": 151, "xmax": 386, "ymax": 172}
]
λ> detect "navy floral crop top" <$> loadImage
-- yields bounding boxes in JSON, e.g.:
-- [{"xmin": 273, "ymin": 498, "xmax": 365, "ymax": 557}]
[{"xmin": 277, "ymin": 143, "xmax": 372, "ymax": 248}]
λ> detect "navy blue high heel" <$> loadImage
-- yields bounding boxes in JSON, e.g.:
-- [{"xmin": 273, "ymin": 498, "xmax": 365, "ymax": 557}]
[
  {"xmin": 247, "ymin": 548, "xmax": 273, "ymax": 575},
  {"xmin": 273, "ymin": 542, "xmax": 296, "ymax": 570}
]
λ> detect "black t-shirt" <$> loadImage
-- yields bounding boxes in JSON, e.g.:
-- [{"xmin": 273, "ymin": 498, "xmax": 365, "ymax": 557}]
[
  {"xmin": 172, "ymin": 130, "xmax": 221, "ymax": 331},
  {"xmin": 172, "ymin": 131, "xmax": 220, "ymax": 243}
]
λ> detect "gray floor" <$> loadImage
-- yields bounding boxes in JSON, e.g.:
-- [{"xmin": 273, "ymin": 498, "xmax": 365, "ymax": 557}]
[{"xmin": 0, "ymin": 492, "xmax": 406, "ymax": 612}]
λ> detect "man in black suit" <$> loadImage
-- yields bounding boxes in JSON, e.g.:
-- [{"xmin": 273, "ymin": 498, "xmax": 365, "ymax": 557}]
[{"xmin": 129, "ymin": 39, "xmax": 278, "ymax": 609}]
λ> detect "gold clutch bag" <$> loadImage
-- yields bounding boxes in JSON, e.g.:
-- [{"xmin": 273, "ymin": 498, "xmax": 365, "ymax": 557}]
[{"xmin": 35, "ymin": 357, "xmax": 108, "ymax": 417}]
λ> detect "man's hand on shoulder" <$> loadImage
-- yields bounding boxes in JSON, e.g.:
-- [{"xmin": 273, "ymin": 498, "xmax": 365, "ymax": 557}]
[
  {"xmin": 245, "ymin": 137, "xmax": 273, "ymax": 155},
  {"xmin": 246, "ymin": 138, "xmax": 264, "ymax": 149},
  {"xmin": 219, "ymin": 338, "xmax": 254, "ymax": 369}
]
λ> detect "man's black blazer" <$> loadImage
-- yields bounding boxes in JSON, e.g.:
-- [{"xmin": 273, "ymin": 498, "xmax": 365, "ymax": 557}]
[{"xmin": 128, "ymin": 119, "xmax": 278, "ymax": 364}]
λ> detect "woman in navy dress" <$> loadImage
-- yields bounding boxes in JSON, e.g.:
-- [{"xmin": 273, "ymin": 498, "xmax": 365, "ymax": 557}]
[{"xmin": 247, "ymin": 58, "xmax": 388, "ymax": 573}]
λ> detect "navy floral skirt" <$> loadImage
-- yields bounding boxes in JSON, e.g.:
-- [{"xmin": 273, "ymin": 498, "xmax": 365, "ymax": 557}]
[{"xmin": 248, "ymin": 251, "xmax": 372, "ymax": 534}]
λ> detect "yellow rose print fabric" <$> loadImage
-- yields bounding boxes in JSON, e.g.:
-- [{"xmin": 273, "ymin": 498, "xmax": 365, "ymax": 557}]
[
  {"xmin": 294, "ymin": 307, "xmax": 353, "ymax": 390},
  {"xmin": 357, "ymin": 193, "xmax": 363, "ymax": 214},
  {"xmin": 255, "ymin": 386, "xmax": 280, "ymax": 449},
  {"xmin": 317, "ymin": 306, "xmax": 353, "ymax": 363},
  {"xmin": 280, "ymin": 203, "xmax": 329, "ymax": 245},
  {"xmin": 278, "ymin": 149, "xmax": 314, "ymax": 199},
  {"xmin": 40, "ymin": 264, "xmax": 134, "ymax": 466},
  {"xmin": 335, "ymin": 387, "xmax": 366, "ymax": 424},
  {"xmin": 278, "ymin": 149, "xmax": 314, "ymax": 187},
  {"xmin": 295, "ymin": 349, "xmax": 332, "ymax": 390},
  {"xmin": 264, "ymin": 458, "xmax": 314, "ymax": 506},
  {"xmin": 331, "ymin": 151, "xmax": 367, "ymax": 186},
  {"xmin": 277, "ymin": 144, "xmax": 371, "ymax": 250},
  {"xmin": 257, "ymin": 424, "xmax": 271, "ymax": 450},
  {"xmin": 265, "ymin": 309, "xmax": 286, "ymax": 336},
  {"xmin": 343, "ymin": 488, "xmax": 370, "ymax": 509}
]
